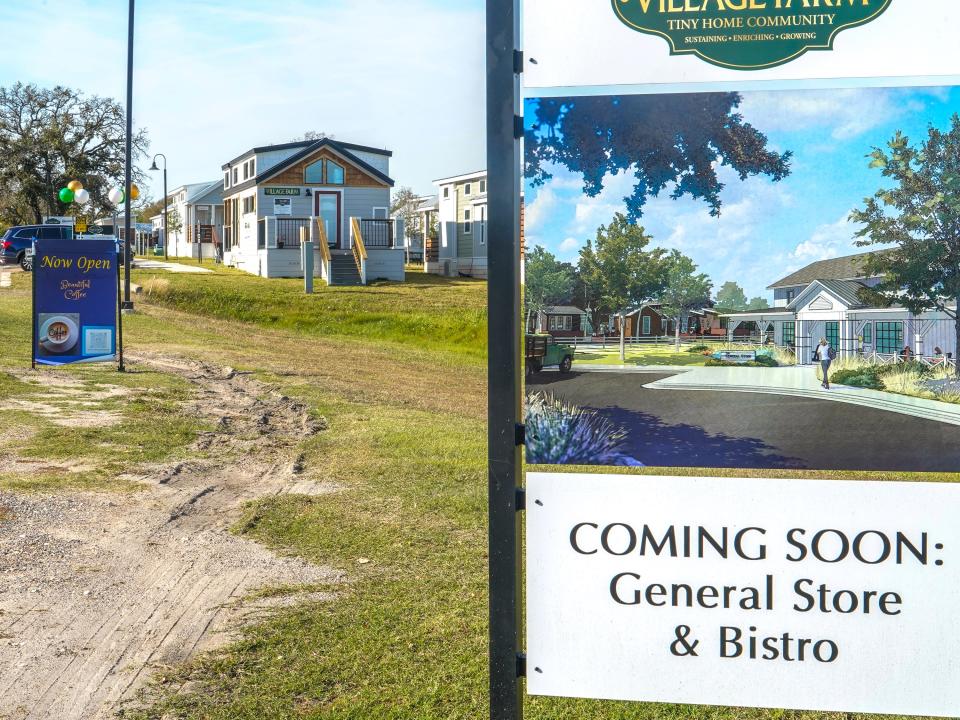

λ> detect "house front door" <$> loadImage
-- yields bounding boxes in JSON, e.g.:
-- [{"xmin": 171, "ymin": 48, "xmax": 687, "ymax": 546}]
[{"xmin": 315, "ymin": 191, "xmax": 341, "ymax": 249}]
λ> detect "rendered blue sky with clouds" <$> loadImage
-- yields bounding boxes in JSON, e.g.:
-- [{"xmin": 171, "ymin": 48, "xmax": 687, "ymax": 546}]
[
  {"xmin": 0, "ymin": 0, "xmax": 485, "ymax": 200},
  {"xmin": 524, "ymin": 86, "xmax": 959, "ymax": 302}
]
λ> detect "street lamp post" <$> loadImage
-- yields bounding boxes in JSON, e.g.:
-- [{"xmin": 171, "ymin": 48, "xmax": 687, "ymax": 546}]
[
  {"xmin": 150, "ymin": 154, "xmax": 168, "ymax": 261},
  {"xmin": 121, "ymin": 0, "xmax": 135, "ymax": 312}
]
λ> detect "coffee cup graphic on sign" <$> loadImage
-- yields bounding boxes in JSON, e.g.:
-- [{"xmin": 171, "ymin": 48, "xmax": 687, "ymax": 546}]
[{"xmin": 37, "ymin": 313, "xmax": 80, "ymax": 356}]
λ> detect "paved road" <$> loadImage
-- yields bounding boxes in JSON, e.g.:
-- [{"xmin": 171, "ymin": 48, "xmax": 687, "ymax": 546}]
[{"xmin": 528, "ymin": 371, "xmax": 960, "ymax": 472}]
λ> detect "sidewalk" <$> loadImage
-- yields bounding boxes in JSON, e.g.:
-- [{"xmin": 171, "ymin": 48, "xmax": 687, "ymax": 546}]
[
  {"xmin": 134, "ymin": 260, "xmax": 213, "ymax": 274},
  {"xmin": 640, "ymin": 365, "xmax": 960, "ymax": 427}
]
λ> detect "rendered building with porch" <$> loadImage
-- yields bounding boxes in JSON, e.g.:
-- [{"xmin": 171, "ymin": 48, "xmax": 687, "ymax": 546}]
[
  {"xmin": 723, "ymin": 251, "xmax": 958, "ymax": 365},
  {"xmin": 220, "ymin": 138, "xmax": 403, "ymax": 284}
]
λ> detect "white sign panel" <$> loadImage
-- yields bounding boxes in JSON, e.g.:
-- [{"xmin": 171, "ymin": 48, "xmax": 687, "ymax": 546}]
[
  {"xmin": 526, "ymin": 472, "xmax": 960, "ymax": 716},
  {"xmin": 273, "ymin": 197, "xmax": 292, "ymax": 216},
  {"xmin": 523, "ymin": 0, "xmax": 960, "ymax": 92}
]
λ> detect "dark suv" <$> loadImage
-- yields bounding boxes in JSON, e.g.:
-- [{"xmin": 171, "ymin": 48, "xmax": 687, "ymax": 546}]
[{"xmin": 0, "ymin": 224, "xmax": 72, "ymax": 270}]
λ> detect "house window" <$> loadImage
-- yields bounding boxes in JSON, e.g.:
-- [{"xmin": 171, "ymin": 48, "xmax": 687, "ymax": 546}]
[
  {"xmin": 305, "ymin": 159, "xmax": 324, "ymax": 184},
  {"xmin": 786, "ymin": 289, "xmax": 796, "ymax": 303},
  {"xmin": 232, "ymin": 167, "xmax": 238, "ymax": 184},
  {"xmin": 862, "ymin": 322, "xmax": 873, "ymax": 345},
  {"xmin": 642, "ymin": 315, "xmax": 651, "ymax": 335},
  {"xmin": 549, "ymin": 315, "xmax": 572, "ymax": 331},
  {"xmin": 463, "ymin": 208, "xmax": 472, "ymax": 234},
  {"xmin": 465, "ymin": 183, "xmax": 472, "ymax": 195},
  {"xmin": 825, "ymin": 321, "xmax": 840, "ymax": 349},
  {"xmin": 243, "ymin": 196, "xmax": 255, "ymax": 214},
  {"xmin": 479, "ymin": 179, "xmax": 486, "ymax": 193},
  {"xmin": 249, "ymin": 158, "xmax": 255, "ymax": 177},
  {"xmin": 876, "ymin": 321, "xmax": 903, "ymax": 354},
  {"xmin": 443, "ymin": 187, "xmax": 449, "ymax": 199},
  {"xmin": 223, "ymin": 171, "xmax": 230, "ymax": 189},
  {"xmin": 243, "ymin": 162, "xmax": 249, "ymax": 180},
  {"xmin": 326, "ymin": 160, "xmax": 345, "ymax": 185},
  {"xmin": 782, "ymin": 321, "xmax": 796, "ymax": 347}
]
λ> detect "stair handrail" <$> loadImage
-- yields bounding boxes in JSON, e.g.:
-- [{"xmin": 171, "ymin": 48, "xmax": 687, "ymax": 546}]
[
  {"xmin": 315, "ymin": 218, "xmax": 331, "ymax": 265},
  {"xmin": 350, "ymin": 217, "xmax": 367, "ymax": 284}
]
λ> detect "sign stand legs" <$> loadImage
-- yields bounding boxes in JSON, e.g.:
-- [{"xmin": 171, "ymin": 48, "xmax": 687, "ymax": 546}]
[{"xmin": 486, "ymin": 0, "xmax": 524, "ymax": 718}]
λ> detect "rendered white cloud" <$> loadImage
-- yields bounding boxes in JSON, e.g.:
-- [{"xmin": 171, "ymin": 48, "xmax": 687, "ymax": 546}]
[{"xmin": 739, "ymin": 88, "xmax": 936, "ymax": 141}]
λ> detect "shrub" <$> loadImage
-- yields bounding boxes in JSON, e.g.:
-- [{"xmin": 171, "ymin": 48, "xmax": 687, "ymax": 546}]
[
  {"xmin": 876, "ymin": 360, "xmax": 930, "ymax": 378},
  {"xmin": 686, "ymin": 343, "xmax": 711, "ymax": 353},
  {"xmin": 705, "ymin": 357, "xmax": 779, "ymax": 368},
  {"xmin": 830, "ymin": 367, "xmax": 884, "ymax": 390},
  {"xmin": 525, "ymin": 392, "xmax": 639, "ymax": 465}
]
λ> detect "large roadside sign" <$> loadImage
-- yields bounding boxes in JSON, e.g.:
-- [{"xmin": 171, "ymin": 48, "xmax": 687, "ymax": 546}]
[
  {"xmin": 487, "ymin": 0, "xmax": 960, "ymax": 718},
  {"xmin": 32, "ymin": 238, "xmax": 119, "ymax": 367}
]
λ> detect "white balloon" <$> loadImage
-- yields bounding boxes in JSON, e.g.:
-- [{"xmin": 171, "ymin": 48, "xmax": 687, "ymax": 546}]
[
  {"xmin": 74, "ymin": 188, "xmax": 90, "ymax": 204},
  {"xmin": 108, "ymin": 187, "xmax": 124, "ymax": 205}
]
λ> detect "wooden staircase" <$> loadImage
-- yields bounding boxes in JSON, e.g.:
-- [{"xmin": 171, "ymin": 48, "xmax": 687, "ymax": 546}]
[{"xmin": 330, "ymin": 253, "xmax": 362, "ymax": 286}]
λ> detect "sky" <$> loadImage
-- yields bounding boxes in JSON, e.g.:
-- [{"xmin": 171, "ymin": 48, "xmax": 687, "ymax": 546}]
[
  {"xmin": 0, "ymin": 0, "xmax": 485, "ymax": 200},
  {"xmin": 523, "ymin": 85, "xmax": 960, "ymax": 303}
]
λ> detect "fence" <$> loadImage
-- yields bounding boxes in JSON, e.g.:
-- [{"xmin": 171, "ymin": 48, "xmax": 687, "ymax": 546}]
[
  {"xmin": 275, "ymin": 218, "xmax": 311, "ymax": 249},
  {"xmin": 359, "ymin": 219, "xmax": 394, "ymax": 248}
]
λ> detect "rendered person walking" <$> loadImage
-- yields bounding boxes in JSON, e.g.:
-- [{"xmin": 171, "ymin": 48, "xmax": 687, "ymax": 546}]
[{"xmin": 814, "ymin": 337, "xmax": 836, "ymax": 389}]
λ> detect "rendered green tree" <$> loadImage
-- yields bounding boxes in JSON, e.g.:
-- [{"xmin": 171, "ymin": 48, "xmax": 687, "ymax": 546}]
[
  {"xmin": 746, "ymin": 296, "xmax": 768, "ymax": 310},
  {"xmin": 525, "ymin": 245, "xmax": 576, "ymax": 331},
  {"xmin": 525, "ymin": 92, "xmax": 791, "ymax": 222},
  {"xmin": 659, "ymin": 250, "xmax": 713, "ymax": 351},
  {"xmin": 851, "ymin": 115, "xmax": 960, "ymax": 376},
  {"xmin": 578, "ymin": 213, "xmax": 668, "ymax": 361},
  {"xmin": 716, "ymin": 281, "xmax": 749, "ymax": 310}
]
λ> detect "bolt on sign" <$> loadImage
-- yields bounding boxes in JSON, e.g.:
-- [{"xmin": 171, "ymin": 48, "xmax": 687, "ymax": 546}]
[{"xmin": 493, "ymin": 0, "xmax": 960, "ymax": 717}]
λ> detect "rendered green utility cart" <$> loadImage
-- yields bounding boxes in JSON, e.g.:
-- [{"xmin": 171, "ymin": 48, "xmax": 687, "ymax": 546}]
[{"xmin": 525, "ymin": 333, "xmax": 574, "ymax": 375}]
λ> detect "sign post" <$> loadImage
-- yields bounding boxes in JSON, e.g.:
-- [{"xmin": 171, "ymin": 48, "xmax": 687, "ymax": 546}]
[
  {"xmin": 31, "ymin": 238, "xmax": 121, "ymax": 370},
  {"xmin": 486, "ymin": 0, "xmax": 524, "ymax": 717}
]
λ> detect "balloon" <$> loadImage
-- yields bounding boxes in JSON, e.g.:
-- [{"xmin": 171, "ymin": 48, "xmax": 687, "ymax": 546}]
[
  {"xmin": 108, "ymin": 187, "xmax": 124, "ymax": 205},
  {"xmin": 74, "ymin": 188, "xmax": 90, "ymax": 204},
  {"xmin": 130, "ymin": 184, "xmax": 140, "ymax": 200},
  {"xmin": 67, "ymin": 180, "xmax": 83, "ymax": 192},
  {"xmin": 58, "ymin": 187, "xmax": 75, "ymax": 204}
]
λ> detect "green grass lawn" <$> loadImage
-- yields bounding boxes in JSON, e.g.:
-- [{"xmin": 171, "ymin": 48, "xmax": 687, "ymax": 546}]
[
  {"xmin": 0, "ymin": 266, "xmax": 952, "ymax": 719},
  {"xmin": 577, "ymin": 345, "xmax": 711, "ymax": 366}
]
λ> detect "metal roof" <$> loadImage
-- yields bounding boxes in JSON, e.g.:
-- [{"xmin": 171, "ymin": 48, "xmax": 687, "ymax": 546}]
[
  {"xmin": 786, "ymin": 279, "xmax": 870, "ymax": 311},
  {"xmin": 543, "ymin": 305, "xmax": 586, "ymax": 314}
]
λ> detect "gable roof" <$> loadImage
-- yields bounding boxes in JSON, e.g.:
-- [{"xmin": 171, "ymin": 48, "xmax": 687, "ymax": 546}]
[
  {"xmin": 222, "ymin": 139, "xmax": 392, "ymax": 170},
  {"xmin": 787, "ymin": 279, "xmax": 870, "ymax": 311},
  {"xmin": 768, "ymin": 251, "xmax": 883, "ymax": 289},
  {"xmin": 185, "ymin": 180, "xmax": 223, "ymax": 204},
  {"xmin": 223, "ymin": 138, "xmax": 394, "ymax": 196},
  {"xmin": 543, "ymin": 305, "xmax": 585, "ymax": 315}
]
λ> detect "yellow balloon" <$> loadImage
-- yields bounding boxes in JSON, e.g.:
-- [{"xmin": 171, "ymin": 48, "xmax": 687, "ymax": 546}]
[
  {"xmin": 130, "ymin": 184, "xmax": 140, "ymax": 200},
  {"xmin": 67, "ymin": 180, "xmax": 83, "ymax": 192}
]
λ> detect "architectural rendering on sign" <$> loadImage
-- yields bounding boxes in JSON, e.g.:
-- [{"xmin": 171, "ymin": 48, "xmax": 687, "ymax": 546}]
[{"xmin": 523, "ymin": 84, "xmax": 960, "ymax": 473}]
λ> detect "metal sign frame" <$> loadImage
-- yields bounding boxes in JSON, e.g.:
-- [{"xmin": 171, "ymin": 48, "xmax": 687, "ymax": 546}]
[{"xmin": 486, "ymin": 0, "xmax": 524, "ymax": 718}]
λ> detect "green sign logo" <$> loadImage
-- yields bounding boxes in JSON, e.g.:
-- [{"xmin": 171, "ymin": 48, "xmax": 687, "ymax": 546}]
[{"xmin": 611, "ymin": 0, "xmax": 893, "ymax": 70}]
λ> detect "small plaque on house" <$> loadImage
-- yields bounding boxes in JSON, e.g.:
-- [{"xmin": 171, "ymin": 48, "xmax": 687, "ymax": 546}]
[{"xmin": 264, "ymin": 187, "xmax": 301, "ymax": 196}]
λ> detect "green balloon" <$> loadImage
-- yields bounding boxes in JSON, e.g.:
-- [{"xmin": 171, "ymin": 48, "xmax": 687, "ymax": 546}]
[{"xmin": 58, "ymin": 187, "xmax": 75, "ymax": 204}]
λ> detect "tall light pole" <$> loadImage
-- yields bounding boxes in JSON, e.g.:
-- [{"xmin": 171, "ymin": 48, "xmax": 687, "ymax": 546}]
[
  {"xmin": 150, "ymin": 154, "xmax": 167, "ymax": 261},
  {"xmin": 121, "ymin": 0, "xmax": 136, "ymax": 312}
]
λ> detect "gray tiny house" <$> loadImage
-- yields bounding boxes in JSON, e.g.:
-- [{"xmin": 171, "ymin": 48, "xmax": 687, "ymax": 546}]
[{"xmin": 221, "ymin": 138, "xmax": 404, "ymax": 284}]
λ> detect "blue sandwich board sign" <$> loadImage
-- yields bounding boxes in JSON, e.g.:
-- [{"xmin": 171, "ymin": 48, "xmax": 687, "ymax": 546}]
[{"xmin": 32, "ymin": 238, "xmax": 120, "ymax": 367}]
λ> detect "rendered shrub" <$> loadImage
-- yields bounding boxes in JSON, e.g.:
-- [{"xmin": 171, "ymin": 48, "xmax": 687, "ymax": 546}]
[
  {"xmin": 525, "ymin": 392, "xmax": 637, "ymax": 465},
  {"xmin": 830, "ymin": 367, "xmax": 884, "ymax": 390},
  {"xmin": 686, "ymin": 343, "xmax": 711, "ymax": 353}
]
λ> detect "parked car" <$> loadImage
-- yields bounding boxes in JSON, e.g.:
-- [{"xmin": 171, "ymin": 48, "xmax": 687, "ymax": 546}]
[
  {"xmin": 0, "ymin": 224, "xmax": 72, "ymax": 270},
  {"xmin": 525, "ymin": 333, "xmax": 575, "ymax": 375}
]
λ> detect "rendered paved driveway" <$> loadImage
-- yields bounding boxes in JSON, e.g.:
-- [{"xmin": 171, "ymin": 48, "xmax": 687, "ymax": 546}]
[{"xmin": 527, "ymin": 371, "xmax": 960, "ymax": 472}]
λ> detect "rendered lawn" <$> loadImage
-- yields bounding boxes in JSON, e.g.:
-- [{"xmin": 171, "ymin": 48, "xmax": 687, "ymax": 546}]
[
  {"xmin": 0, "ymin": 265, "xmax": 951, "ymax": 719},
  {"xmin": 576, "ymin": 345, "xmax": 711, "ymax": 366}
]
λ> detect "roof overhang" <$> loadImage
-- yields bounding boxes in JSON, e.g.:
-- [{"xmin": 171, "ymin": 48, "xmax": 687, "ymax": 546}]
[{"xmin": 433, "ymin": 170, "xmax": 487, "ymax": 185}]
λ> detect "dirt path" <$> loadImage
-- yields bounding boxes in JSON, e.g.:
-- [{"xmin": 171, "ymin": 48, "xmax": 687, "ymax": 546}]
[{"xmin": 0, "ymin": 354, "xmax": 340, "ymax": 720}]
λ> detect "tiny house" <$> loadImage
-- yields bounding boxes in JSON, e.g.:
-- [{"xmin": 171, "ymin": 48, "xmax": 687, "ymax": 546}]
[{"xmin": 220, "ymin": 138, "xmax": 404, "ymax": 284}]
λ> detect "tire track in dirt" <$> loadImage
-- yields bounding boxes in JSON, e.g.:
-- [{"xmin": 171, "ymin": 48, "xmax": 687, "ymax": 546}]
[{"xmin": 0, "ymin": 353, "xmax": 341, "ymax": 720}]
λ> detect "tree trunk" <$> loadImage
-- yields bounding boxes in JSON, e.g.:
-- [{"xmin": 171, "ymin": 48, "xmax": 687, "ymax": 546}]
[
  {"xmin": 619, "ymin": 313, "xmax": 626, "ymax": 362},
  {"xmin": 675, "ymin": 316, "xmax": 681, "ymax": 352}
]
